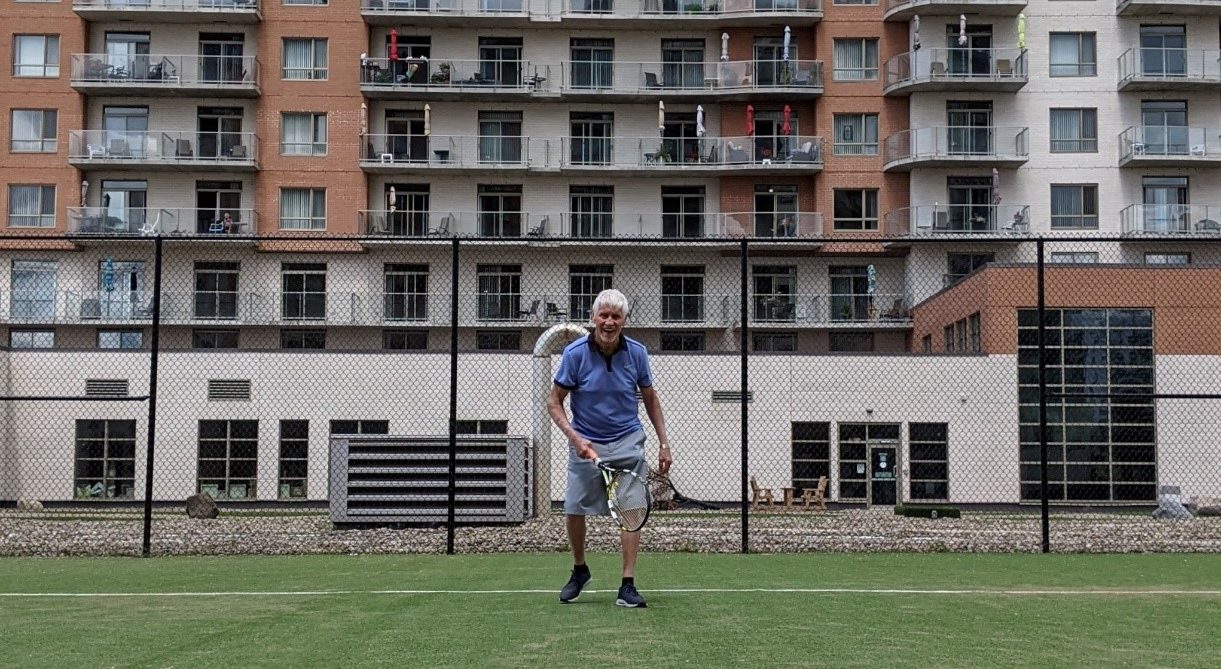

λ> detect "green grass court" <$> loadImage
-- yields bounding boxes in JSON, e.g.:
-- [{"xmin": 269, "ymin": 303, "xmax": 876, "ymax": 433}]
[{"xmin": 2, "ymin": 553, "xmax": 1220, "ymax": 668}]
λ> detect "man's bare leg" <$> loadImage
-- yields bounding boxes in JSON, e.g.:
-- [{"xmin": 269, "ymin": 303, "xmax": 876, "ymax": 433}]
[
  {"xmin": 567, "ymin": 514, "xmax": 587, "ymax": 565},
  {"xmin": 620, "ymin": 528, "xmax": 639, "ymax": 577}
]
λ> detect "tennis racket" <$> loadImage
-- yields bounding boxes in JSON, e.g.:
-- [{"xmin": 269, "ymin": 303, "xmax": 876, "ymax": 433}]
[{"xmin": 596, "ymin": 458, "xmax": 653, "ymax": 532}]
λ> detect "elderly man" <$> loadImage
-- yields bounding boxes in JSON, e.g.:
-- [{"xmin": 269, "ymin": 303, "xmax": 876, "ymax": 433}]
[{"xmin": 547, "ymin": 289, "xmax": 672, "ymax": 608}]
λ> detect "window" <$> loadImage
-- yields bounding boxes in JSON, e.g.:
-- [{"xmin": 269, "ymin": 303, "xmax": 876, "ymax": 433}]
[
  {"xmin": 477, "ymin": 331, "xmax": 521, "ymax": 350},
  {"xmin": 791, "ymin": 422, "xmax": 830, "ymax": 498},
  {"xmin": 198, "ymin": 420, "xmax": 258, "ymax": 500},
  {"xmin": 477, "ymin": 184, "xmax": 523, "ymax": 237},
  {"xmin": 278, "ymin": 420, "xmax": 309, "ymax": 500},
  {"xmin": 945, "ymin": 252, "xmax": 993, "ymax": 286},
  {"xmin": 281, "ymin": 113, "xmax": 327, "ymax": 155},
  {"xmin": 569, "ymin": 264, "xmax": 613, "ymax": 322},
  {"xmin": 661, "ymin": 265, "xmax": 704, "ymax": 323},
  {"xmin": 281, "ymin": 262, "xmax": 326, "ymax": 320},
  {"xmin": 753, "ymin": 332, "xmax": 796, "ymax": 352},
  {"xmin": 944, "ymin": 325, "xmax": 954, "ymax": 352},
  {"xmin": 921, "ymin": 335, "xmax": 932, "ymax": 353},
  {"xmin": 8, "ymin": 185, "xmax": 55, "ymax": 228},
  {"xmin": 908, "ymin": 423, "xmax": 948, "ymax": 501},
  {"xmin": 569, "ymin": 112, "xmax": 613, "ymax": 166},
  {"xmin": 12, "ymin": 35, "xmax": 59, "ymax": 77},
  {"xmin": 1145, "ymin": 252, "xmax": 1190, "ymax": 265},
  {"xmin": 570, "ymin": 38, "xmax": 614, "ymax": 89},
  {"xmin": 9, "ymin": 329, "xmax": 53, "ymax": 348},
  {"xmin": 479, "ymin": 36, "xmax": 523, "ymax": 86},
  {"xmin": 1049, "ymin": 33, "xmax": 1096, "ymax": 77},
  {"xmin": 282, "ymin": 38, "xmax": 328, "ymax": 80},
  {"xmin": 833, "ymin": 189, "xmax": 878, "ymax": 231},
  {"xmin": 568, "ymin": 185, "xmax": 613, "ymax": 238},
  {"xmin": 11, "ymin": 259, "xmax": 57, "ymax": 320},
  {"xmin": 829, "ymin": 332, "xmax": 874, "ymax": 352},
  {"xmin": 661, "ymin": 186, "xmax": 705, "ymax": 238},
  {"xmin": 753, "ymin": 265, "xmax": 796, "ymax": 322},
  {"xmin": 193, "ymin": 329, "xmax": 239, "ymax": 349},
  {"xmin": 285, "ymin": 0, "xmax": 328, "ymax": 4},
  {"xmin": 10, "ymin": 109, "xmax": 57, "ymax": 152},
  {"xmin": 833, "ymin": 0, "xmax": 877, "ymax": 3},
  {"xmin": 1050, "ymin": 109, "xmax": 1097, "ymax": 153},
  {"xmin": 280, "ymin": 329, "xmax": 326, "ymax": 349},
  {"xmin": 455, "ymin": 420, "xmax": 509, "ymax": 434},
  {"xmin": 194, "ymin": 261, "xmax": 239, "ymax": 320},
  {"xmin": 280, "ymin": 188, "xmax": 326, "ymax": 230},
  {"xmin": 478, "ymin": 111, "xmax": 523, "ymax": 164},
  {"xmin": 74, "ymin": 420, "xmax": 136, "ymax": 499},
  {"xmin": 968, "ymin": 313, "xmax": 981, "ymax": 352},
  {"xmin": 660, "ymin": 332, "xmax": 705, "ymax": 351},
  {"xmin": 1050, "ymin": 252, "xmax": 1099, "ymax": 264},
  {"xmin": 833, "ymin": 38, "xmax": 878, "ymax": 81},
  {"xmin": 383, "ymin": 330, "xmax": 428, "ymax": 350},
  {"xmin": 1050, "ymin": 184, "xmax": 1098, "ymax": 229},
  {"xmin": 384, "ymin": 263, "xmax": 428, "ymax": 321},
  {"xmin": 98, "ymin": 330, "xmax": 143, "ymax": 349},
  {"xmin": 476, "ymin": 263, "xmax": 522, "ymax": 321},
  {"xmin": 330, "ymin": 420, "xmax": 389, "ymax": 435},
  {"xmin": 833, "ymin": 114, "xmax": 879, "ymax": 155}
]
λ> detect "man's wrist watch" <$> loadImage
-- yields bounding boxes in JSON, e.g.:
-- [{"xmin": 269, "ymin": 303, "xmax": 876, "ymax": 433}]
[{"xmin": 660, "ymin": 444, "xmax": 671, "ymax": 451}]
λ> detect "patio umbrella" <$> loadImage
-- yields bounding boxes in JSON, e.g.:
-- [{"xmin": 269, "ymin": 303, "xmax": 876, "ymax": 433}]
[
  {"xmin": 781, "ymin": 104, "xmax": 792, "ymax": 136},
  {"xmin": 389, "ymin": 29, "xmax": 399, "ymax": 61},
  {"xmin": 80, "ymin": 179, "xmax": 89, "ymax": 207},
  {"xmin": 783, "ymin": 26, "xmax": 791, "ymax": 62},
  {"xmin": 991, "ymin": 168, "xmax": 1002, "ymax": 205},
  {"xmin": 721, "ymin": 33, "xmax": 729, "ymax": 62},
  {"xmin": 423, "ymin": 103, "xmax": 431, "ymax": 136},
  {"xmin": 746, "ymin": 104, "xmax": 755, "ymax": 136},
  {"xmin": 658, "ymin": 100, "xmax": 665, "ymax": 135},
  {"xmin": 958, "ymin": 15, "xmax": 967, "ymax": 46},
  {"xmin": 1017, "ymin": 13, "xmax": 1026, "ymax": 50},
  {"xmin": 912, "ymin": 15, "xmax": 921, "ymax": 51},
  {"xmin": 360, "ymin": 102, "xmax": 368, "ymax": 136},
  {"xmin": 103, "ymin": 258, "xmax": 115, "ymax": 293},
  {"xmin": 696, "ymin": 105, "xmax": 705, "ymax": 138},
  {"xmin": 867, "ymin": 265, "xmax": 876, "ymax": 296},
  {"xmin": 389, "ymin": 186, "xmax": 396, "ymax": 214}
]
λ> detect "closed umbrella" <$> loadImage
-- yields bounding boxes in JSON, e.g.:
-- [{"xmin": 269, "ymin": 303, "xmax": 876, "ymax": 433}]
[
  {"xmin": 991, "ymin": 168, "xmax": 1002, "ymax": 205},
  {"xmin": 658, "ymin": 100, "xmax": 665, "ymax": 135},
  {"xmin": 783, "ymin": 26, "xmax": 791, "ymax": 62},
  {"xmin": 958, "ymin": 15, "xmax": 967, "ymax": 46},
  {"xmin": 746, "ymin": 104, "xmax": 755, "ymax": 136},
  {"xmin": 721, "ymin": 32, "xmax": 729, "ymax": 62},
  {"xmin": 103, "ymin": 258, "xmax": 115, "ymax": 293},
  {"xmin": 1017, "ymin": 13, "xmax": 1026, "ymax": 50},
  {"xmin": 389, "ymin": 29, "xmax": 399, "ymax": 61},
  {"xmin": 781, "ymin": 104, "xmax": 792, "ymax": 136},
  {"xmin": 912, "ymin": 15, "xmax": 921, "ymax": 51},
  {"xmin": 696, "ymin": 105, "xmax": 705, "ymax": 138},
  {"xmin": 867, "ymin": 264, "xmax": 876, "ymax": 297},
  {"xmin": 389, "ymin": 185, "xmax": 396, "ymax": 214},
  {"xmin": 80, "ymin": 179, "xmax": 89, "ymax": 207},
  {"xmin": 360, "ymin": 102, "xmax": 368, "ymax": 136},
  {"xmin": 423, "ymin": 103, "xmax": 431, "ymax": 136}
]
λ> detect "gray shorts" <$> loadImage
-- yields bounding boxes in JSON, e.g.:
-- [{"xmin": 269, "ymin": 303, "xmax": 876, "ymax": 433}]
[{"xmin": 565, "ymin": 429, "xmax": 648, "ymax": 516}]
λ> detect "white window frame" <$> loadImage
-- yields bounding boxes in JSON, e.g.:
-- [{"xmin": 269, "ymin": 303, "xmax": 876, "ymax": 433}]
[
  {"xmin": 832, "ymin": 189, "xmax": 879, "ymax": 231},
  {"xmin": 1049, "ymin": 108, "xmax": 1098, "ymax": 153},
  {"xmin": 98, "ymin": 330, "xmax": 143, "ymax": 349},
  {"xmin": 832, "ymin": 113, "xmax": 879, "ymax": 155},
  {"xmin": 282, "ymin": 38, "xmax": 328, "ymax": 80},
  {"xmin": 8, "ymin": 185, "xmax": 56, "ymax": 228},
  {"xmin": 10, "ymin": 329, "xmax": 54, "ymax": 348},
  {"xmin": 1049, "ymin": 33, "xmax": 1097, "ymax": 77},
  {"xmin": 10, "ymin": 109, "xmax": 58, "ymax": 153},
  {"xmin": 832, "ymin": 38, "xmax": 878, "ymax": 81},
  {"xmin": 280, "ymin": 112, "xmax": 327, "ymax": 155},
  {"xmin": 1050, "ymin": 184, "xmax": 1099, "ymax": 229},
  {"xmin": 12, "ymin": 35, "xmax": 59, "ymax": 77},
  {"xmin": 279, "ymin": 188, "xmax": 326, "ymax": 230}
]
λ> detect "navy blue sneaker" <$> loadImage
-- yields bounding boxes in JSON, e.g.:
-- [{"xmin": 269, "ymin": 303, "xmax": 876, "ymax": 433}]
[
  {"xmin": 559, "ymin": 568, "xmax": 591, "ymax": 603},
  {"xmin": 615, "ymin": 582, "xmax": 647, "ymax": 608}
]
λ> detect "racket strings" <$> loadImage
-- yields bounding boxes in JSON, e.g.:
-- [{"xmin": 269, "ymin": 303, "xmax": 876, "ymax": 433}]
[{"xmin": 607, "ymin": 471, "xmax": 652, "ymax": 532}]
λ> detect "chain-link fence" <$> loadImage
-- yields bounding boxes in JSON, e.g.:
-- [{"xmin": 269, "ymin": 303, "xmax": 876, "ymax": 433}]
[{"xmin": 1, "ymin": 234, "xmax": 1219, "ymax": 556}]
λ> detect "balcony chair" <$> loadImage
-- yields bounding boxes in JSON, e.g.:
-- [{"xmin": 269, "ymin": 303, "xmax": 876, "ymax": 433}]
[
  {"xmin": 995, "ymin": 59, "xmax": 1013, "ymax": 77},
  {"xmin": 726, "ymin": 143, "xmax": 750, "ymax": 163},
  {"xmin": 800, "ymin": 476, "xmax": 827, "ymax": 512},
  {"xmin": 526, "ymin": 216, "xmax": 548, "ymax": 236},
  {"xmin": 517, "ymin": 299, "xmax": 540, "ymax": 321},
  {"xmin": 1190, "ymin": 144, "xmax": 1207, "ymax": 156},
  {"xmin": 108, "ymin": 138, "xmax": 130, "ymax": 157},
  {"xmin": 930, "ymin": 61, "xmax": 946, "ymax": 77},
  {"xmin": 644, "ymin": 72, "xmax": 662, "ymax": 89},
  {"xmin": 545, "ymin": 302, "xmax": 568, "ymax": 322},
  {"xmin": 429, "ymin": 215, "xmax": 452, "ymax": 236},
  {"xmin": 175, "ymin": 138, "xmax": 193, "ymax": 157},
  {"xmin": 229, "ymin": 145, "xmax": 248, "ymax": 159},
  {"xmin": 879, "ymin": 298, "xmax": 907, "ymax": 321},
  {"xmin": 790, "ymin": 140, "xmax": 818, "ymax": 163},
  {"xmin": 1003, "ymin": 210, "xmax": 1029, "ymax": 235},
  {"xmin": 1197, "ymin": 219, "xmax": 1221, "ymax": 233}
]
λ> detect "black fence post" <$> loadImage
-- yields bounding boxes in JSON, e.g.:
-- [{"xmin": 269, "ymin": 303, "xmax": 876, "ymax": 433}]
[
  {"xmin": 1036, "ymin": 236, "xmax": 1050, "ymax": 553},
  {"xmin": 740, "ymin": 239, "xmax": 749, "ymax": 554},
  {"xmin": 447, "ymin": 238, "xmax": 460, "ymax": 555},
  {"xmin": 141, "ymin": 236, "xmax": 164, "ymax": 558}
]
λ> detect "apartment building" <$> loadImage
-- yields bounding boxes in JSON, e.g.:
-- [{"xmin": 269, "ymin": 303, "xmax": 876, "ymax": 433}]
[{"xmin": 2, "ymin": 1, "xmax": 1220, "ymax": 508}]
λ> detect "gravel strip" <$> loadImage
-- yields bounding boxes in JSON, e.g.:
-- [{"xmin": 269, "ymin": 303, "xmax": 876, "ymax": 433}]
[{"xmin": 3, "ymin": 509, "xmax": 1220, "ymax": 557}]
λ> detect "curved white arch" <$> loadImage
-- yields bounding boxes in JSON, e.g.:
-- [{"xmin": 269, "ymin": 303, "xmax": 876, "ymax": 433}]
[{"xmin": 530, "ymin": 322, "xmax": 590, "ymax": 516}]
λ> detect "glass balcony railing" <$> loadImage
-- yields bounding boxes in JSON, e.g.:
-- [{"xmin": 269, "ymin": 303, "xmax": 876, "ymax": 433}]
[
  {"xmin": 1118, "ymin": 48, "xmax": 1221, "ymax": 88},
  {"xmin": 561, "ymin": 59, "xmax": 823, "ymax": 93},
  {"xmin": 561, "ymin": 135, "xmax": 822, "ymax": 168},
  {"xmin": 70, "ymin": 54, "xmax": 259, "ymax": 91},
  {"xmin": 67, "ymin": 207, "xmax": 256, "ymax": 235},
  {"xmin": 1116, "ymin": 0, "xmax": 1221, "ymax": 17},
  {"xmin": 884, "ymin": 47, "xmax": 1027, "ymax": 91},
  {"xmin": 359, "ymin": 0, "xmax": 822, "ymax": 18},
  {"xmin": 884, "ymin": 204, "xmax": 1031, "ymax": 236},
  {"xmin": 884, "ymin": 126, "xmax": 1029, "ymax": 168},
  {"xmin": 361, "ymin": 0, "xmax": 527, "ymax": 16},
  {"xmin": 1120, "ymin": 204, "xmax": 1221, "ymax": 235},
  {"xmin": 68, "ymin": 130, "xmax": 258, "ymax": 166},
  {"xmin": 354, "ymin": 211, "xmax": 823, "ymax": 238},
  {"xmin": 883, "ymin": 0, "xmax": 1027, "ymax": 21},
  {"xmin": 73, "ymin": 0, "xmax": 259, "ymax": 12},
  {"xmin": 1119, "ymin": 126, "xmax": 1221, "ymax": 162},
  {"xmin": 359, "ymin": 58, "xmax": 547, "ymax": 92},
  {"xmin": 360, "ymin": 134, "xmax": 532, "ymax": 168}
]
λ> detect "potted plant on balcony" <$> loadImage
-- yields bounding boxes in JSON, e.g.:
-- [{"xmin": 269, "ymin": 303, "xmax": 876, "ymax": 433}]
[
  {"xmin": 683, "ymin": 1, "xmax": 704, "ymax": 12},
  {"xmin": 430, "ymin": 62, "xmax": 451, "ymax": 84}
]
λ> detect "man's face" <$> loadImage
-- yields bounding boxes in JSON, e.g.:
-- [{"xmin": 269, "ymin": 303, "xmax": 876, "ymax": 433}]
[{"xmin": 592, "ymin": 305, "xmax": 625, "ymax": 344}]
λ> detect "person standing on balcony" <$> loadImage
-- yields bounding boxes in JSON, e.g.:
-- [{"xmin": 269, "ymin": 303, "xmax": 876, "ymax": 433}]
[{"xmin": 547, "ymin": 289, "xmax": 672, "ymax": 608}]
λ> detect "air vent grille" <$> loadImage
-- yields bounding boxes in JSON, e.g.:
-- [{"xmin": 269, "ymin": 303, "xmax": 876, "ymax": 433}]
[
  {"xmin": 208, "ymin": 379, "xmax": 251, "ymax": 401},
  {"xmin": 85, "ymin": 379, "xmax": 129, "ymax": 397},
  {"xmin": 712, "ymin": 390, "xmax": 754, "ymax": 403}
]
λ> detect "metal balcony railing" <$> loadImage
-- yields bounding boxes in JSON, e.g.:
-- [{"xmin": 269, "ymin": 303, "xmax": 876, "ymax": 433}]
[
  {"xmin": 355, "ymin": 210, "xmax": 822, "ymax": 238},
  {"xmin": 560, "ymin": 134, "xmax": 822, "ymax": 168},
  {"xmin": 360, "ymin": 134, "xmax": 532, "ymax": 168},
  {"xmin": 561, "ymin": 59, "xmax": 823, "ymax": 92},
  {"xmin": 884, "ymin": 48, "xmax": 1027, "ymax": 90},
  {"xmin": 72, "ymin": 0, "xmax": 259, "ymax": 11},
  {"xmin": 359, "ymin": 58, "xmax": 547, "ymax": 92},
  {"xmin": 361, "ymin": 0, "xmax": 528, "ymax": 15},
  {"xmin": 67, "ymin": 207, "xmax": 257, "ymax": 235},
  {"xmin": 884, "ymin": 126, "xmax": 1029, "ymax": 166},
  {"xmin": 1119, "ymin": 126, "xmax": 1221, "ymax": 161},
  {"xmin": 884, "ymin": 204, "xmax": 1031, "ymax": 236},
  {"xmin": 1120, "ymin": 204, "xmax": 1221, "ymax": 235},
  {"xmin": 70, "ymin": 54, "xmax": 259, "ymax": 89},
  {"xmin": 1118, "ymin": 48, "xmax": 1221, "ymax": 87},
  {"xmin": 884, "ymin": 0, "xmax": 1028, "ymax": 20},
  {"xmin": 68, "ymin": 130, "xmax": 258, "ymax": 166},
  {"xmin": 1116, "ymin": 0, "xmax": 1221, "ymax": 16}
]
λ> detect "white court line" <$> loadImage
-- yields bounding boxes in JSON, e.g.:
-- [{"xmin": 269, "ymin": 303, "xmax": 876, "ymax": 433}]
[{"xmin": 2, "ymin": 587, "xmax": 1220, "ymax": 598}]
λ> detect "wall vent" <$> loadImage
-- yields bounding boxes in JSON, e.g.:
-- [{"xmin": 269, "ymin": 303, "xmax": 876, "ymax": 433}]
[
  {"xmin": 712, "ymin": 390, "xmax": 754, "ymax": 403},
  {"xmin": 85, "ymin": 379, "xmax": 129, "ymax": 397},
  {"xmin": 208, "ymin": 379, "xmax": 252, "ymax": 401}
]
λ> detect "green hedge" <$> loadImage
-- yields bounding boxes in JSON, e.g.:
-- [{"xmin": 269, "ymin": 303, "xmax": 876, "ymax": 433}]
[{"xmin": 894, "ymin": 505, "xmax": 961, "ymax": 519}]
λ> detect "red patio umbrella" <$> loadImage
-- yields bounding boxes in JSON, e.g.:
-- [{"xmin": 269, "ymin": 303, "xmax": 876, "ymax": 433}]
[
  {"xmin": 746, "ymin": 105, "xmax": 755, "ymax": 136},
  {"xmin": 389, "ymin": 29, "xmax": 399, "ymax": 62},
  {"xmin": 781, "ymin": 105, "xmax": 792, "ymax": 135}
]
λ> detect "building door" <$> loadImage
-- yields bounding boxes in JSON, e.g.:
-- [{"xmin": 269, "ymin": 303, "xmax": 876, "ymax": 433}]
[
  {"xmin": 195, "ymin": 180, "xmax": 243, "ymax": 233},
  {"xmin": 870, "ymin": 445, "xmax": 898, "ymax": 506},
  {"xmin": 197, "ymin": 107, "xmax": 242, "ymax": 159},
  {"xmin": 387, "ymin": 184, "xmax": 429, "ymax": 236},
  {"xmin": 198, "ymin": 33, "xmax": 244, "ymax": 82},
  {"xmin": 1140, "ymin": 99, "xmax": 1187, "ymax": 155},
  {"xmin": 1139, "ymin": 25, "xmax": 1186, "ymax": 77},
  {"xmin": 1142, "ymin": 176, "xmax": 1189, "ymax": 233},
  {"xmin": 104, "ymin": 32, "xmax": 150, "ymax": 79},
  {"xmin": 385, "ymin": 110, "xmax": 426, "ymax": 162},
  {"xmin": 100, "ymin": 179, "xmax": 146, "ymax": 233},
  {"xmin": 946, "ymin": 24, "xmax": 993, "ymax": 76},
  {"xmin": 947, "ymin": 176, "xmax": 993, "ymax": 231},
  {"xmin": 754, "ymin": 184, "xmax": 798, "ymax": 237},
  {"xmin": 947, "ymin": 101, "xmax": 992, "ymax": 154}
]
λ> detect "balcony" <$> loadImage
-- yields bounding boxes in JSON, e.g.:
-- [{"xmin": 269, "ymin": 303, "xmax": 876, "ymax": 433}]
[
  {"xmin": 358, "ymin": 0, "xmax": 822, "ymax": 26},
  {"xmin": 67, "ymin": 207, "xmax": 257, "ymax": 235},
  {"xmin": 359, "ymin": 134, "xmax": 535, "ymax": 173},
  {"xmin": 360, "ymin": 0, "xmax": 532, "ymax": 26},
  {"xmin": 359, "ymin": 58, "xmax": 548, "ymax": 100},
  {"xmin": 883, "ymin": 126, "xmax": 1029, "ymax": 171},
  {"xmin": 68, "ymin": 130, "xmax": 258, "ymax": 171},
  {"xmin": 1116, "ymin": 0, "xmax": 1221, "ymax": 17},
  {"xmin": 884, "ymin": 48, "xmax": 1027, "ymax": 95},
  {"xmin": 1118, "ymin": 126, "xmax": 1221, "ymax": 166},
  {"xmin": 355, "ymin": 210, "xmax": 822, "ymax": 239},
  {"xmin": 70, "ymin": 54, "xmax": 260, "ymax": 97},
  {"xmin": 883, "ymin": 0, "xmax": 1027, "ymax": 21},
  {"xmin": 884, "ymin": 204, "xmax": 1031, "ymax": 238},
  {"xmin": 559, "ymin": 59, "xmax": 823, "ymax": 100},
  {"xmin": 72, "ymin": 0, "xmax": 261, "ymax": 23},
  {"xmin": 1117, "ymin": 48, "xmax": 1221, "ymax": 91},
  {"xmin": 559, "ymin": 135, "xmax": 822, "ymax": 174},
  {"xmin": 1120, "ymin": 204, "xmax": 1221, "ymax": 235}
]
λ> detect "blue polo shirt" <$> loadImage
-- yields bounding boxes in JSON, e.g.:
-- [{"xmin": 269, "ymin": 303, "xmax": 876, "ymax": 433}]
[{"xmin": 554, "ymin": 334, "xmax": 654, "ymax": 443}]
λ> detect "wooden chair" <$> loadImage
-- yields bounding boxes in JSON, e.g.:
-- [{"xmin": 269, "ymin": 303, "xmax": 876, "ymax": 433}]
[
  {"xmin": 749, "ymin": 476, "xmax": 777, "ymax": 510},
  {"xmin": 801, "ymin": 476, "xmax": 827, "ymax": 512}
]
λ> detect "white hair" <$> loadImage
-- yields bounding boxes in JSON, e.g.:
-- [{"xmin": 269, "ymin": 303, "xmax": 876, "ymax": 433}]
[{"xmin": 590, "ymin": 289, "xmax": 630, "ymax": 320}]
